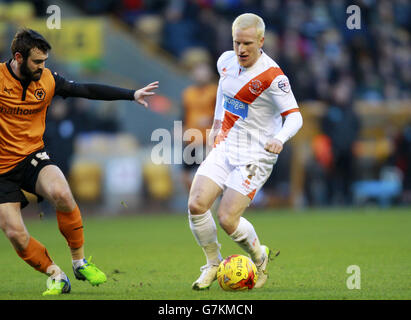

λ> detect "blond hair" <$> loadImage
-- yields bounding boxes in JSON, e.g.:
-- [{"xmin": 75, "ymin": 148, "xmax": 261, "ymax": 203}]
[{"xmin": 232, "ymin": 13, "xmax": 265, "ymax": 40}]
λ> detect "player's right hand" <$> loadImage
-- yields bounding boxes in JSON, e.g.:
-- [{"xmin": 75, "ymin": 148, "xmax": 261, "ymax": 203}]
[
  {"xmin": 134, "ymin": 81, "xmax": 159, "ymax": 108},
  {"xmin": 264, "ymin": 138, "xmax": 283, "ymax": 154}
]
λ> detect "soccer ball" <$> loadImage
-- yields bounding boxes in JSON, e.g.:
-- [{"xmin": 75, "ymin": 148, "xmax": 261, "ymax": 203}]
[{"xmin": 217, "ymin": 255, "xmax": 258, "ymax": 291}]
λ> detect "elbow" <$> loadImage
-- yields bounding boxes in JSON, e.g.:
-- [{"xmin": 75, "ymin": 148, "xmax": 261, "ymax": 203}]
[
  {"xmin": 289, "ymin": 111, "xmax": 303, "ymax": 132},
  {"xmin": 297, "ymin": 112, "xmax": 303, "ymax": 130}
]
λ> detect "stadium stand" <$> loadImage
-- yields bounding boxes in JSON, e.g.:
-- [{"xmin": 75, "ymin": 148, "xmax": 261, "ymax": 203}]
[{"xmin": 1, "ymin": 0, "xmax": 410, "ymax": 211}]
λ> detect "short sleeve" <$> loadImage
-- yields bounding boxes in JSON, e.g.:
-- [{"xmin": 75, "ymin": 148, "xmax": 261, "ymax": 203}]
[{"xmin": 216, "ymin": 51, "xmax": 235, "ymax": 76}]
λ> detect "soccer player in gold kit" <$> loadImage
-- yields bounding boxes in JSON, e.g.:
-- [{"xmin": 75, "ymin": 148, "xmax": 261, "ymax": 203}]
[{"xmin": 0, "ymin": 29, "xmax": 158, "ymax": 295}]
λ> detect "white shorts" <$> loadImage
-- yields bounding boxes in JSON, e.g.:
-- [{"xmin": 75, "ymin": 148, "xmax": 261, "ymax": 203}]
[{"xmin": 195, "ymin": 147, "xmax": 276, "ymax": 200}]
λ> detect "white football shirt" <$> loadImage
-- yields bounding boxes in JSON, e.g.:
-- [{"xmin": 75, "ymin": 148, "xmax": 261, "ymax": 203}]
[{"xmin": 213, "ymin": 50, "xmax": 300, "ymax": 165}]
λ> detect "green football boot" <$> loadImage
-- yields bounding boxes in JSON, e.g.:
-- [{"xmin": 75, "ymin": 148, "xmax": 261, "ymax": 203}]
[
  {"xmin": 73, "ymin": 256, "xmax": 107, "ymax": 286},
  {"xmin": 42, "ymin": 273, "xmax": 71, "ymax": 296}
]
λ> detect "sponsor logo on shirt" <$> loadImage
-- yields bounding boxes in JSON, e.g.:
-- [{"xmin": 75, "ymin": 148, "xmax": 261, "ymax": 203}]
[
  {"xmin": 223, "ymin": 95, "xmax": 248, "ymax": 119},
  {"xmin": 0, "ymin": 105, "xmax": 44, "ymax": 116}
]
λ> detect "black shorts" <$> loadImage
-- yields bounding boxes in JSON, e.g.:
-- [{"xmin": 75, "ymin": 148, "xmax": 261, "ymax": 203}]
[{"xmin": 0, "ymin": 148, "xmax": 55, "ymax": 209}]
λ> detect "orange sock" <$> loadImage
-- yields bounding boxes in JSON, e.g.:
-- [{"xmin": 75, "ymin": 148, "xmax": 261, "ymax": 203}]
[
  {"xmin": 16, "ymin": 237, "xmax": 53, "ymax": 274},
  {"xmin": 56, "ymin": 205, "xmax": 84, "ymax": 249}
]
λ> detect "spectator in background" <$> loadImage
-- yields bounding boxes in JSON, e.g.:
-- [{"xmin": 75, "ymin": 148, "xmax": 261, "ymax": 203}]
[
  {"xmin": 41, "ymin": 97, "xmax": 120, "ymax": 216},
  {"xmin": 181, "ymin": 62, "xmax": 217, "ymax": 191},
  {"xmin": 44, "ymin": 98, "xmax": 119, "ymax": 179},
  {"xmin": 41, "ymin": 98, "xmax": 78, "ymax": 217},
  {"xmin": 321, "ymin": 74, "xmax": 361, "ymax": 206},
  {"xmin": 391, "ymin": 122, "xmax": 411, "ymax": 204},
  {"xmin": 72, "ymin": 98, "xmax": 119, "ymax": 133},
  {"xmin": 0, "ymin": 24, "xmax": 7, "ymax": 61},
  {"xmin": 44, "ymin": 98, "xmax": 76, "ymax": 177},
  {"xmin": 72, "ymin": 0, "xmax": 410, "ymax": 102},
  {"xmin": 162, "ymin": 0, "xmax": 201, "ymax": 57}
]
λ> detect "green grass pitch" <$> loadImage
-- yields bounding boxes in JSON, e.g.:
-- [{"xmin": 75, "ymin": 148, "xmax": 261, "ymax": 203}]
[{"xmin": 0, "ymin": 208, "xmax": 410, "ymax": 300}]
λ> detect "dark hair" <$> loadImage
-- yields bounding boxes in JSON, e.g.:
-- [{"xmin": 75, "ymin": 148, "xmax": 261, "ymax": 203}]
[{"xmin": 11, "ymin": 29, "xmax": 51, "ymax": 59}]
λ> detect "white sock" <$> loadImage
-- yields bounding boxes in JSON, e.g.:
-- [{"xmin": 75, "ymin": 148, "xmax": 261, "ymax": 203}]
[
  {"xmin": 230, "ymin": 217, "xmax": 263, "ymax": 265},
  {"xmin": 46, "ymin": 264, "xmax": 65, "ymax": 280},
  {"xmin": 189, "ymin": 209, "xmax": 222, "ymax": 265},
  {"xmin": 72, "ymin": 258, "xmax": 86, "ymax": 269}
]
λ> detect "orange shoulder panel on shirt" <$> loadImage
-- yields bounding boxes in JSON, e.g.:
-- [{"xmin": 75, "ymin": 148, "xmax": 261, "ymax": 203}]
[
  {"xmin": 0, "ymin": 63, "xmax": 56, "ymax": 174},
  {"xmin": 214, "ymin": 67, "xmax": 284, "ymax": 147},
  {"xmin": 234, "ymin": 67, "xmax": 284, "ymax": 104}
]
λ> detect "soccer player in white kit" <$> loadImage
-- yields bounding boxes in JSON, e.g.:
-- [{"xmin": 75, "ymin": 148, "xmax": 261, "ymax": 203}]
[{"xmin": 188, "ymin": 13, "xmax": 303, "ymax": 290}]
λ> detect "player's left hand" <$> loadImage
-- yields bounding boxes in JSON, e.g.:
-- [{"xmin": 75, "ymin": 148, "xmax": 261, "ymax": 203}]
[
  {"xmin": 134, "ymin": 81, "xmax": 159, "ymax": 108},
  {"xmin": 264, "ymin": 138, "xmax": 283, "ymax": 154}
]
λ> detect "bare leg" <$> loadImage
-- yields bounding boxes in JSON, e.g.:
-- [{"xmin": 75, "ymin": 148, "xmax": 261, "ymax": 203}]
[
  {"xmin": 217, "ymin": 188, "xmax": 264, "ymax": 264},
  {"xmin": 35, "ymin": 165, "xmax": 84, "ymax": 260},
  {"xmin": 0, "ymin": 202, "xmax": 30, "ymax": 251},
  {"xmin": 188, "ymin": 174, "xmax": 223, "ymax": 215},
  {"xmin": 217, "ymin": 187, "xmax": 250, "ymax": 234},
  {"xmin": 0, "ymin": 202, "xmax": 59, "ymax": 276}
]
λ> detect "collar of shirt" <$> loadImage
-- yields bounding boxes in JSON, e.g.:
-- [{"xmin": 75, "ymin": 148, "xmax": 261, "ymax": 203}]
[{"xmin": 6, "ymin": 59, "xmax": 31, "ymax": 87}]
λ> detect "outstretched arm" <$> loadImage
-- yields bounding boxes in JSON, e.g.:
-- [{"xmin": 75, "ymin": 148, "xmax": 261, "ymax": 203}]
[{"xmin": 53, "ymin": 72, "xmax": 159, "ymax": 107}]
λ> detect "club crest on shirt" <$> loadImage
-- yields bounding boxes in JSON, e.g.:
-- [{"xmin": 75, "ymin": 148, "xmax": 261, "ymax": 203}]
[
  {"xmin": 249, "ymin": 79, "xmax": 263, "ymax": 95},
  {"xmin": 3, "ymin": 87, "xmax": 12, "ymax": 95},
  {"xmin": 278, "ymin": 78, "xmax": 290, "ymax": 93},
  {"xmin": 34, "ymin": 88, "xmax": 46, "ymax": 101}
]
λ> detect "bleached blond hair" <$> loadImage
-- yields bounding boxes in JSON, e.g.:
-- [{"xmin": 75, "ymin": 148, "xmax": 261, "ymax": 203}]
[{"xmin": 232, "ymin": 13, "xmax": 265, "ymax": 40}]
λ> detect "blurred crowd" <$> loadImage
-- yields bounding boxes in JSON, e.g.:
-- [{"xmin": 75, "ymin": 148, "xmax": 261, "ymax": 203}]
[
  {"xmin": 1, "ymin": 0, "xmax": 410, "ymax": 208},
  {"xmin": 73, "ymin": 0, "xmax": 410, "ymax": 103}
]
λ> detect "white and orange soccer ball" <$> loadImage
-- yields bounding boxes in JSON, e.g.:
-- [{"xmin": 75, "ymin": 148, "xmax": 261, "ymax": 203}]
[{"xmin": 217, "ymin": 254, "xmax": 258, "ymax": 291}]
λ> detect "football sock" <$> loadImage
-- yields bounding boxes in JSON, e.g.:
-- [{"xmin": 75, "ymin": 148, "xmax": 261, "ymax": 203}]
[
  {"xmin": 16, "ymin": 237, "xmax": 53, "ymax": 274},
  {"xmin": 189, "ymin": 209, "xmax": 222, "ymax": 265},
  {"xmin": 72, "ymin": 258, "xmax": 86, "ymax": 270},
  {"xmin": 56, "ymin": 205, "xmax": 84, "ymax": 249},
  {"xmin": 46, "ymin": 263, "xmax": 64, "ymax": 279},
  {"xmin": 202, "ymin": 242, "xmax": 222, "ymax": 266},
  {"xmin": 230, "ymin": 217, "xmax": 263, "ymax": 265},
  {"xmin": 70, "ymin": 246, "xmax": 85, "ymax": 261}
]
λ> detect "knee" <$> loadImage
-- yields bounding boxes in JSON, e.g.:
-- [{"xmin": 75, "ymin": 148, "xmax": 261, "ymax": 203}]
[
  {"xmin": 217, "ymin": 211, "xmax": 233, "ymax": 233},
  {"xmin": 188, "ymin": 195, "xmax": 209, "ymax": 215},
  {"xmin": 49, "ymin": 185, "xmax": 75, "ymax": 210},
  {"xmin": 217, "ymin": 206, "xmax": 240, "ymax": 235},
  {"xmin": 5, "ymin": 227, "xmax": 30, "ymax": 251}
]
